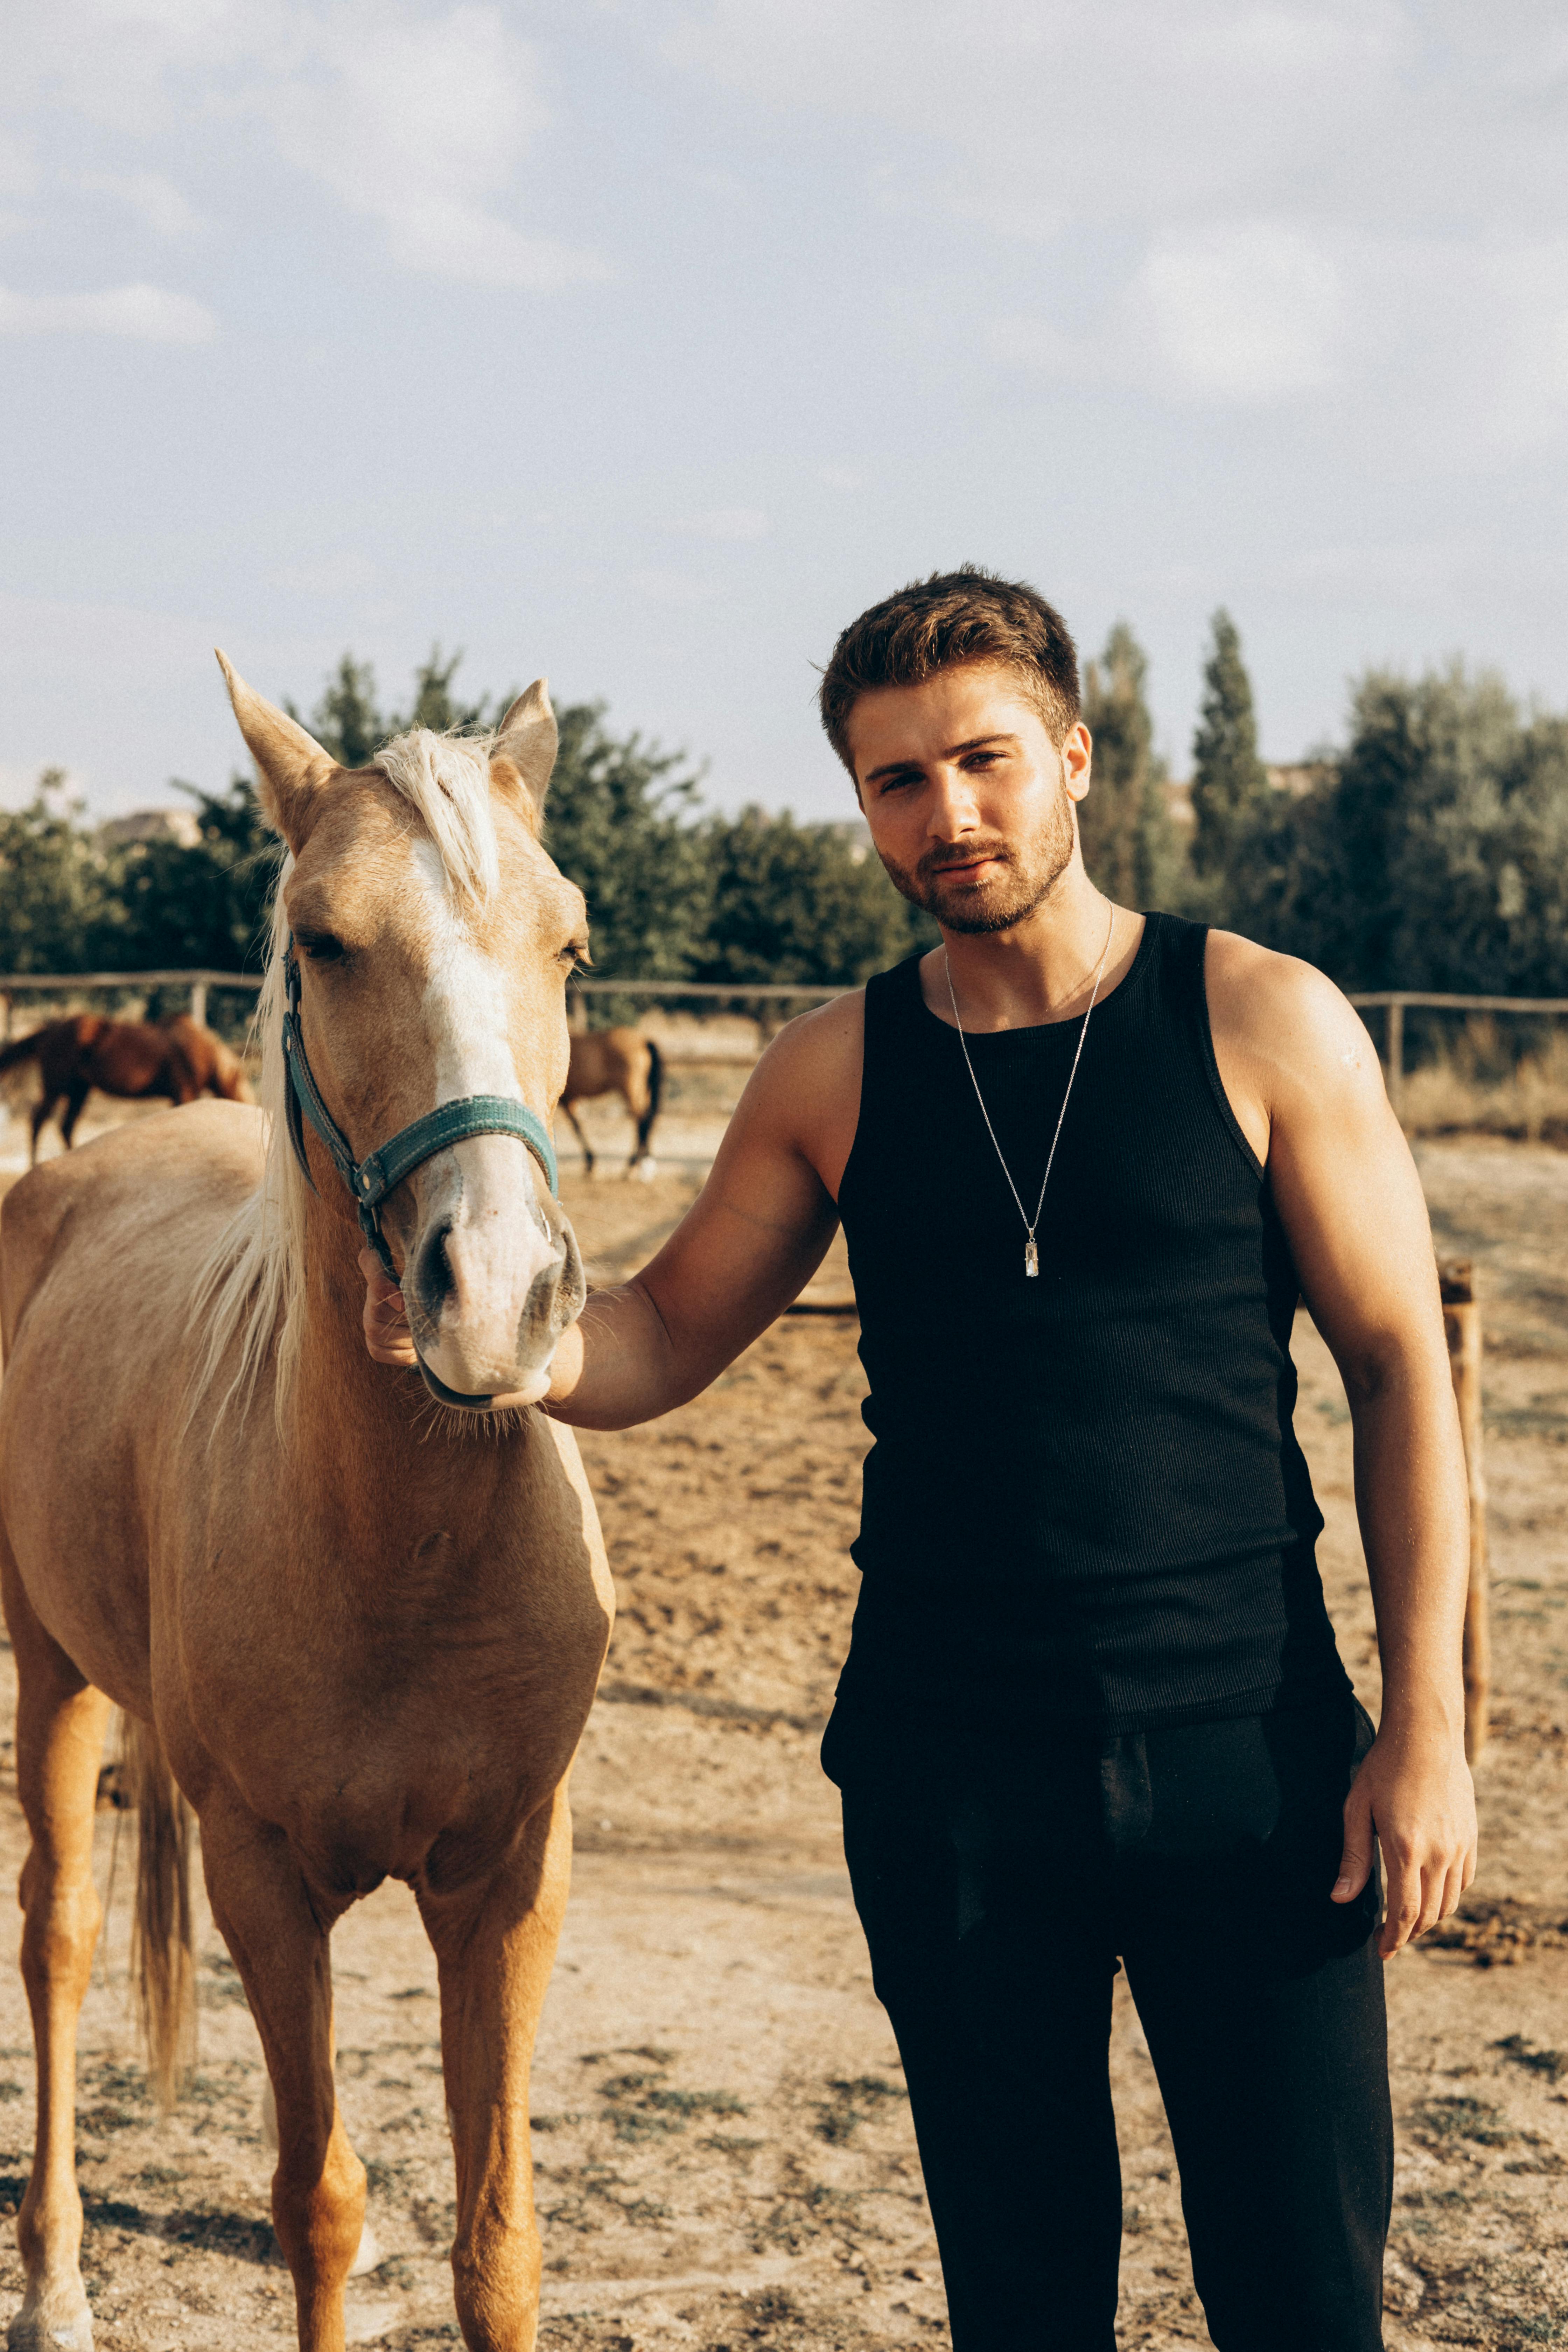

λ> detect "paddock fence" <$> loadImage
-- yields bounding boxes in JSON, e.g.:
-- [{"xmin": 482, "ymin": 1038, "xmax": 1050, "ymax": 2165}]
[{"xmin": 3, "ymin": 970, "xmax": 1567, "ymax": 1118}]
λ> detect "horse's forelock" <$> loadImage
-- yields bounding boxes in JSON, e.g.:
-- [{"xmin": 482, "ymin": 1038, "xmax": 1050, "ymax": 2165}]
[{"xmin": 373, "ymin": 728, "xmax": 502, "ymax": 910}]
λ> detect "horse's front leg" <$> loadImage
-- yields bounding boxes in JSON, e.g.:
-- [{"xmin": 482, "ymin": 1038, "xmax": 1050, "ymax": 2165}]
[
  {"xmin": 200, "ymin": 1800, "xmax": 365, "ymax": 2352},
  {"xmin": 1, "ymin": 1551, "xmax": 111, "ymax": 2352},
  {"xmin": 418, "ymin": 1786, "xmax": 573, "ymax": 2352}
]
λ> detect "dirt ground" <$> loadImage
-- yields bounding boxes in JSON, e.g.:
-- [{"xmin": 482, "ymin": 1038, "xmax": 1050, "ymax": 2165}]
[{"xmin": 0, "ymin": 1106, "xmax": 1563, "ymax": 2349}]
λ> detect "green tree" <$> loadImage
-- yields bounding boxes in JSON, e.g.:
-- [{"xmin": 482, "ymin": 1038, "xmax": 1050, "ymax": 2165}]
[
  {"xmin": 108, "ymin": 778, "xmax": 280, "ymax": 975},
  {"xmin": 1223, "ymin": 664, "xmax": 1568, "ymax": 995},
  {"xmin": 0, "ymin": 771, "xmax": 117, "ymax": 972},
  {"xmin": 388, "ymin": 645, "xmax": 500, "ymax": 737},
  {"xmin": 289, "ymin": 654, "xmax": 385, "ymax": 767},
  {"xmin": 544, "ymin": 703, "xmax": 713, "ymax": 980},
  {"xmin": 1190, "ymin": 609, "xmax": 1269, "ymax": 881},
  {"xmin": 1079, "ymin": 623, "xmax": 1180, "ymax": 907},
  {"xmin": 697, "ymin": 811, "xmax": 926, "ymax": 986}
]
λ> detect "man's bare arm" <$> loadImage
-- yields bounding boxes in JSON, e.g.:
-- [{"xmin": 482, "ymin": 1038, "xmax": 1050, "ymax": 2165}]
[
  {"xmin": 363, "ymin": 996, "xmax": 861, "ymax": 1428},
  {"xmin": 1209, "ymin": 933, "xmax": 1477, "ymax": 1958}
]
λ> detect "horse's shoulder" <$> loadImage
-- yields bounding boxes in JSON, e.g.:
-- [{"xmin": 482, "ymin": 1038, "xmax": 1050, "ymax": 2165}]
[{"xmin": 0, "ymin": 1156, "xmax": 92, "ymax": 1349}]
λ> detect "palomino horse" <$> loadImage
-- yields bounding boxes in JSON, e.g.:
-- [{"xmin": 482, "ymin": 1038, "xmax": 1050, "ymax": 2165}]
[
  {"xmin": 0, "ymin": 1010, "xmax": 250, "ymax": 1161},
  {"xmin": 559, "ymin": 1026, "xmax": 663, "ymax": 1177},
  {"xmin": 0, "ymin": 664, "xmax": 610, "ymax": 2352}
]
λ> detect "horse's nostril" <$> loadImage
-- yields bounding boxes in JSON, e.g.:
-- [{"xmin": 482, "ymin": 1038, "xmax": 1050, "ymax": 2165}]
[{"xmin": 413, "ymin": 1217, "xmax": 456, "ymax": 1326}]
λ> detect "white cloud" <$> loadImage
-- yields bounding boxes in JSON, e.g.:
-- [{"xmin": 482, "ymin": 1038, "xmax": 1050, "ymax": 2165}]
[
  {"xmin": 261, "ymin": 2, "xmax": 607, "ymax": 289},
  {"xmin": 9, "ymin": 0, "xmax": 607, "ymax": 291},
  {"xmin": 79, "ymin": 170, "xmax": 209, "ymax": 240},
  {"xmin": 1131, "ymin": 224, "xmax": 1345, "ymax": 401},
  {"xmin": 989, "ymin": 223, "xmax": 1344, "ymax": 405},
  {"xmin": 666, "ymin": 0, "xmax": 1568, "ymax": 438},
  {"xmin": 674, "ymin": 506, "xmax": 771, "ymax": 541},
  {"xmin": 664, "ymin": 1, "xmax": 1415, "ymax": 234},
  {"xmin": 0, "ymin": 282, "xmax": 217, "ymax": 341}
]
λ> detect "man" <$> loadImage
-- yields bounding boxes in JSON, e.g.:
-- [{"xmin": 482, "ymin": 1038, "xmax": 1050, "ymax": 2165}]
[{"xmin": 364, "ymin": 569, "xmax": 1476, "ymax": 2349}]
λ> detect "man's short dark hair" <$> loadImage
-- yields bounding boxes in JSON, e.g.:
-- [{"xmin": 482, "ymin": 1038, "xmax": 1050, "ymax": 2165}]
[{"xmin": 818, "ymin": 566, "xmax": 1080, "ymax": 776}]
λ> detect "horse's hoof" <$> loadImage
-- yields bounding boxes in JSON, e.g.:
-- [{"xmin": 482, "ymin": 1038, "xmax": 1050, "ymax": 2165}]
[
  {"xmin": 349, "ymin": 2220, "xmax": 383, "ymax": 2278},
  {"xmin": 8, "ymin": 2286, "xmax": 94, "ymax": 2350},
  {"xmin": 635, "ymin": 1156, "xmax": 658, "ymax": 1183}
]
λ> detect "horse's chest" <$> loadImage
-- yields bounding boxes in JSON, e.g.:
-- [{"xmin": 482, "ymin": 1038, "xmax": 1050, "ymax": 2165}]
[{"xmin": 182, "ymin": 1569, "xmax": 606, "ymax": 1889}]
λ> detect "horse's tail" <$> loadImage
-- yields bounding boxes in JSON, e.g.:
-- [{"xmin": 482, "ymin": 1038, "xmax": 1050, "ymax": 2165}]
[
  {"xmin": 121, "ymin": 1713, "xmax": 196, "ymax": 2108},
  {"xmin": 0, "ymin": 1033, "xmax": 41, "ymax": 1078},
  {"xmin": 636, "ymin": 1037, "xmax": 663, "ymax": 1157}
]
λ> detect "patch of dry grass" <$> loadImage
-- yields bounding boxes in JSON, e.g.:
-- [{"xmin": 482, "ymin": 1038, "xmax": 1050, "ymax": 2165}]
[{"xmin": 1399, "ymin": 1023, "xmax": 1568, "ymax": 1144}]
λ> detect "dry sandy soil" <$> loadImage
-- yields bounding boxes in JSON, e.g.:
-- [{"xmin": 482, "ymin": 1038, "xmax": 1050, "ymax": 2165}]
[{"xmin": 0, "ymin": 1105, "xmax": 1563, "ymax": 2350}]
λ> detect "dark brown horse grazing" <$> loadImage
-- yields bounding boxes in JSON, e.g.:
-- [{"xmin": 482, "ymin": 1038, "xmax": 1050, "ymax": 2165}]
[
  {"xmin": 0, "ymin": 1014, "xmax": 250, "ymax": 1162},
  {"xmin": 559, "ymin": 1027, "xmax": 662, "ymax": 1177}
]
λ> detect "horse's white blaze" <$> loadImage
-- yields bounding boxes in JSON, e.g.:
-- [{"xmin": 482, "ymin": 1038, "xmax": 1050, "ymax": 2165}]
[
  {"xmin": 410, "ymin": 844, "xmax": 563, "ymax": 1394},
  {"xmin": 414, "ymin": 843, "xmax": 520, "ymax": 1108}
]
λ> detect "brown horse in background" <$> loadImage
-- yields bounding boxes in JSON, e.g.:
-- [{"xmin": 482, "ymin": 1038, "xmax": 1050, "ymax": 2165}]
[
  {"xmin": 559, "ymin": 1027, "xmax": 662, "ymax": 1176},
  {"xmin": 0, "ymin": 1012, "xmax": 250, "ymax": 1162}
]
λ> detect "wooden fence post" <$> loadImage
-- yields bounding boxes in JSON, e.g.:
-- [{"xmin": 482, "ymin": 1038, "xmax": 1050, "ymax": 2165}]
[
  {"xmin": 1440, "ymin": 1259, "xmax": 1489, "ymax": 1763},
  {"xmin": 188, "ymin": 980, "xmax": 208, "ymax": 1028},
  {"xmin": 1386, "ymin": 1000, "xmax": 1405, "ymax": 1121}
]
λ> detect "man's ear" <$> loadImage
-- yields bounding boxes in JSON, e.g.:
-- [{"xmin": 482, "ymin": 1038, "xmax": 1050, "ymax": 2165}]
[
  {"xmin": 491, "ymin": 679, "xmax": 557, "ymax": 832},
  {"xmin": 215, "ymin": 650, "xmax": 337, "ymax": 851},
  {"xmin": 1063, "ymin": 719, "xmax": 1093, "ymax": 805}
]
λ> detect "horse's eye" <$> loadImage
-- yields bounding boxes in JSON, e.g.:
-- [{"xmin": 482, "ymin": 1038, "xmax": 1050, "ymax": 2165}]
[{"xmin": 297, "ymin": 931, "xmax": 345, "ymax": 964}]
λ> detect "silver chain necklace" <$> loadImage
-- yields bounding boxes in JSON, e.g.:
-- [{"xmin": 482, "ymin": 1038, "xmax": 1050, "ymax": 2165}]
[{"xmin": 944, "ymin": 903, "xmax": 1116, "ymax": 1278}]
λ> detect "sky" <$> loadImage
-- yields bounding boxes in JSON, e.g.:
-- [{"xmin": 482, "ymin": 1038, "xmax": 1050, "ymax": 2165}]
[{"xmin": 4, "ymin": 0, "xmax": 1568, "ymax": 820}]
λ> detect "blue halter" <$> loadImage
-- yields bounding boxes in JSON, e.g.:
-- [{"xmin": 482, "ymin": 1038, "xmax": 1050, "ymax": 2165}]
[{"xmin": 280, "ymin": 940, "xmax": 559, "ymax": 1288}]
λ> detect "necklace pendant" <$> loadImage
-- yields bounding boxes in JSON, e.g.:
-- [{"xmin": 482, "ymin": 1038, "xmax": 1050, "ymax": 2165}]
[{"xmin": 1024, "ymin": 1237, "xmax": 1040, "ymax": 1278}]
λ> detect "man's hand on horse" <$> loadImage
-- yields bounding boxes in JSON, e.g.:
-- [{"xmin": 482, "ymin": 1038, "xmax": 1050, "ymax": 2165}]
[{"xmin": 359, "ymin": 1248, "xmax": 418, "ymax": 1368}]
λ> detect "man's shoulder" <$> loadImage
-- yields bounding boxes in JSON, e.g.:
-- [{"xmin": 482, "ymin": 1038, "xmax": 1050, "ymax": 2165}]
[
  {"xmin": 756, "ymin": 985, "xmax": 866, "ymax": 1090},
  {"xmin": 1202, "ymin": 928, "xmax": 1384, "ymax": 1112},
  {"xmin": 1205, "ymin": 927, "xmax": 1360, "ymax": 1042},
  {"xmin": 725, "ymin": 985, "xmax": 867, "ymax": 1192}
]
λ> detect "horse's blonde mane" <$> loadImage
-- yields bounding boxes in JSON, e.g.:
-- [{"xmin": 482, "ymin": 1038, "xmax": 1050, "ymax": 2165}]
[{"xmin": 187, "ymin": 725, "xmax": 503, "ymax": 1434}]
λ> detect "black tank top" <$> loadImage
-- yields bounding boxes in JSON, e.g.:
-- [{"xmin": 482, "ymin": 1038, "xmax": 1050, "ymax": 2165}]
[{"xmin": 833, "ymin": 913, "xmax": 1348, "ymax": 1736}]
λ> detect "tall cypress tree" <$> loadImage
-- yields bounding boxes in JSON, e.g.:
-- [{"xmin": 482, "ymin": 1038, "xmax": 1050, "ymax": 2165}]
[
  {"xmin": 1079, "ymin": 621, "xmax": 1179, "ymax": 907},
  {"xmin": 1190, "ymin": 609, "xmax": 1269, "ymax": 879}
]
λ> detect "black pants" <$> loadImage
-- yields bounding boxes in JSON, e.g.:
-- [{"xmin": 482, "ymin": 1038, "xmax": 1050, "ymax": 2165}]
[{"xmin": 824, "ymin": 1694, "xmax": 1391, "ymax": 2351}]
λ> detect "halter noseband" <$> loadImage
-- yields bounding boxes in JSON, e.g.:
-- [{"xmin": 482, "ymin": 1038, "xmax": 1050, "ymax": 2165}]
[{"xmin": 280, "ymin": 939, "xmax": 560, "ymax": 1287}]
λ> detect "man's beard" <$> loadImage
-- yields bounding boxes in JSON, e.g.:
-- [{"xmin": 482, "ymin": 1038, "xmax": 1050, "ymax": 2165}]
[{"xmin": 874, "ymin": 791, "xmax": 1076, "ymax": 936}]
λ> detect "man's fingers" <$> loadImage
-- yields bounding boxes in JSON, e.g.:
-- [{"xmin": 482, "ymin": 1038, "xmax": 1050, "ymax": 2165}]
[
  {"xmin": 357, "ymin": 1245, "xmax": 402, "ymax": 1304},
  {"xmin": 1377, "ymin": 1849, "xmax": 1425, "ymax": 1956},
  {"xmin": 1436, "ymin": 1860, "xmax": 1466, "ymax": 1925},
  {"xmin": 1411, "ymin": 1863, "xmax": 1447, "ymax": 1943},
  {"xmin": 1332, "ymin": 1789, "xmax": 1374, "ymax": 1903},
  {"xmin": 358, "ymin": 1246, "xmax": 417, "ymax": 1367}
]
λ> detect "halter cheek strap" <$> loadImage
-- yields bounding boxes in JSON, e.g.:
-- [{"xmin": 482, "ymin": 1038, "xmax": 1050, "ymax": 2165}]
[{"xmin": 280, "ymin": 941, "xmax": 559, "ymax": 1286}]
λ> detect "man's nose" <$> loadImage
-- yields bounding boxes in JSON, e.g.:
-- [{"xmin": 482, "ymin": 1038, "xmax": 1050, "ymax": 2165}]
[{"xmin": 926, "ymin": 766, "xmax": 982, "ymax": 838}]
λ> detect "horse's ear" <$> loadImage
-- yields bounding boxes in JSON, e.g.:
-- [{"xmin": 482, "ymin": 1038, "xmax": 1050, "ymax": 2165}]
[
  {"xmin": 490, "ymin": 679, "xmax": 557, "ymax": 832},
  {"xmin": 215, "ymin": 650, "xmax": 336, "ymax": 851}
]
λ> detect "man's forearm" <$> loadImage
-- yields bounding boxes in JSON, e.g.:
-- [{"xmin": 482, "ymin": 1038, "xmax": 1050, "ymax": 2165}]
[
  {"xmin": 540, "ymin": 1277, "xmax": 697, "ymax": 1430},
  {"xmin": 1348, "ymin": 1352, "xmax": 1470, "ymax": 1734}
]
